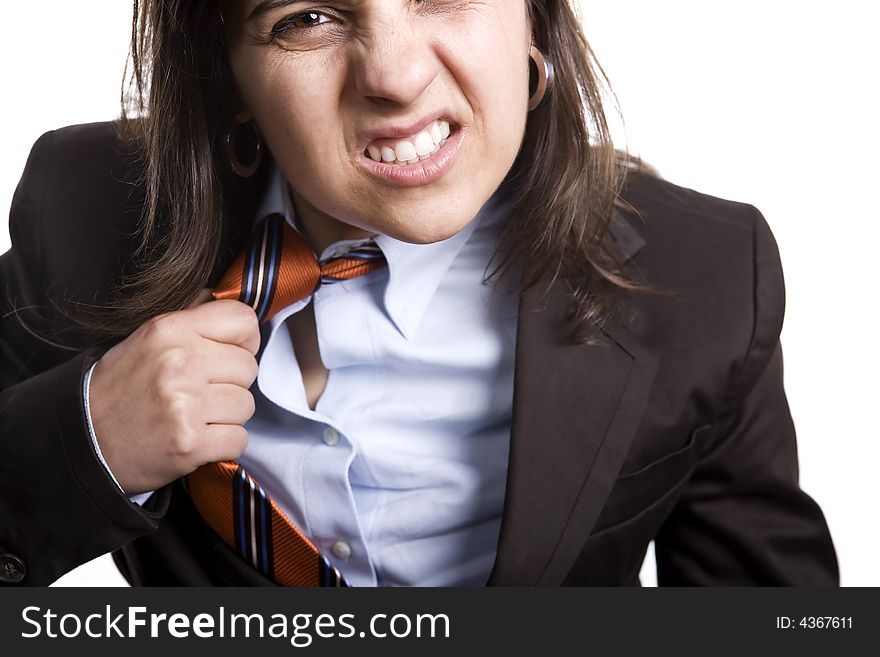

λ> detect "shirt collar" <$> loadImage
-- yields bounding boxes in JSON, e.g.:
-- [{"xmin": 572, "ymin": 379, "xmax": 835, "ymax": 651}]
[
  {"xmin": 371, "ymin": 216, "xmax": 481, "ymax": 340},
  {"xmin": 255, "ymin": 160, "xmax": 298, "ymax": 231},
  {"xmin": 256, "ymin": 161, "xmax": 505, "ymax": 340}
]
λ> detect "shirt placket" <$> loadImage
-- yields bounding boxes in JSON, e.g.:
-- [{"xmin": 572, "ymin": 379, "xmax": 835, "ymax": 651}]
[{"xmin": 253, "ymin": 294, "xmax": 379, "ymax": 587}]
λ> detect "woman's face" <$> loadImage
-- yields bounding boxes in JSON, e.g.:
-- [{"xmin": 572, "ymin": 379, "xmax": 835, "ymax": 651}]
[{"xmin": 226, "ymin": 0, "xmax": 532, "ymax": 246}]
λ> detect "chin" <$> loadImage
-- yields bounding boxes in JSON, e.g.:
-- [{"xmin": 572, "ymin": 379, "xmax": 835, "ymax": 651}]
[
  {"xmin": 381, "ymin": 216, "xmax": 474, "ymax": 245},
  {"xmin": 367, "ymin": 198, "xmax": 484, "ymax": 245}
]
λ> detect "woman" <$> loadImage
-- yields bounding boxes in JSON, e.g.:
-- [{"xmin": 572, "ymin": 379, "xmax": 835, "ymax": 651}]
[{"xmin": 0, "ymin": 0, "xmax": 837, "ymax": 586}]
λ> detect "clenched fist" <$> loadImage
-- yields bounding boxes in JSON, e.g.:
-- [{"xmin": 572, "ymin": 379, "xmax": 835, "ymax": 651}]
[{"xmin": 88, "ymin": 289, "xmax": 261, "ymax": 494}]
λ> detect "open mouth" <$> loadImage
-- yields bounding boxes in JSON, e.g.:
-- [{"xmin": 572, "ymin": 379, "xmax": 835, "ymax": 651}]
[{"xmin": 363, "ymin": 119, "xmax": 454, "ymax": 166}]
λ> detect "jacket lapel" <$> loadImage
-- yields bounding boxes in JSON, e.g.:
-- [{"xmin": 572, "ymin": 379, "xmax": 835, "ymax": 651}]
[{"xmin": 487, "ymin": 212, "xmax": 657, "ymax": 586}]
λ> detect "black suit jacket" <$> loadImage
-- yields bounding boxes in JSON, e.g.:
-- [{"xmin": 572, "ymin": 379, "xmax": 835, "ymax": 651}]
[{"xmin": 0, "ymin": 122, "xmax": 838, "ymax": 586}]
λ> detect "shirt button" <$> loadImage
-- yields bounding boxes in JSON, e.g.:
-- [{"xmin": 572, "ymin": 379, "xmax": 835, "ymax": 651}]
[
  {"xmin": 331, "ymin": 540, "xmax": 352, "ymax": 560},
  {"xmin": 322, "ymin": 427, "xmax": 340, "ymax": 446},
  {"xmin": 0, "ymin": 553, "xmax": 26, "ymax": 583}
]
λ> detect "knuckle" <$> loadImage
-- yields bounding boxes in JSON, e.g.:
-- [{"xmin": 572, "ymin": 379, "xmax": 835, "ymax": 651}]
[
  {"xmin": 167, "ymin": 418, "xmax": 199, "ymax": 458},
  {"xmin": 145, "ymin": 313, "xmax": 181, "ymax": 341},
  {"xmin": 156, "ymin": 385, "xmax": 192, "ymax": 425},
  {"xmin": 156, "ymin": 347, "xmax": 191, "ymax": 379}
]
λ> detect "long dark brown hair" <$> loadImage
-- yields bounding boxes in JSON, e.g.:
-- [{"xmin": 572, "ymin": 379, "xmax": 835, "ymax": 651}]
[{"xmin": 33, "ymin": 0, "xmax": 653, "ymax": 350}]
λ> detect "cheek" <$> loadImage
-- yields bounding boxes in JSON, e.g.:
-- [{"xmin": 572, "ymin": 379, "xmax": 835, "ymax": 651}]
[
  {"xmin": 485, "ymin": 54, "xmax": 530, "ymax": 156},
  {"xmin": 231, "ymin": 51, "xmax": 346, "ymax": 168},
  {"xmin": 440, "ymin": 15, "xmax": 531, "ymax": 157}
]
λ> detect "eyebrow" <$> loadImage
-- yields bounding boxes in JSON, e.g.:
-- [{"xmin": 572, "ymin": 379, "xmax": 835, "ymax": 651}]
[{"xmin": 248, "ymin": 1, "xmax": 298, "ymax": 21}]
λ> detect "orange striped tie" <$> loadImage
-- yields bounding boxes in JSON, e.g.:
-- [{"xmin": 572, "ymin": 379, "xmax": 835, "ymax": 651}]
[{"xmin": 185, "ymin": 213, "xmax": 386, "ymax": 587}]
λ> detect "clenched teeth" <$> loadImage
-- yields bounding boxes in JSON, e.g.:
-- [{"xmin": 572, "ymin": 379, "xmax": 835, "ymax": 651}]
[{"xmin": 365, "ymin": 120, "xmax": 452, "ymax": 165}]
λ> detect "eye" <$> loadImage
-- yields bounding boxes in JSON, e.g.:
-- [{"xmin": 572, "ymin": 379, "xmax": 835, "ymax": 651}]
[{"xmin": 270, "ymin": 11, "xmax": 332, "ymax": 39}]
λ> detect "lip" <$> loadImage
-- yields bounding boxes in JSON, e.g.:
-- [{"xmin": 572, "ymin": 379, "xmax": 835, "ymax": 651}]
[
  {"xmin": 355, "ymin": 111, "xmax": 456, "ymax": 152},
  {"xmin": 356, "ymin": 125, "xmax": 465, "ymax": 188}
]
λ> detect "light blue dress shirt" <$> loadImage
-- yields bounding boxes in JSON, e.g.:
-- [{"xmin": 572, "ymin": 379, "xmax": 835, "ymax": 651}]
[{"xmin": 85, "ymin": 163, "xmax": 519, "ymax": 586}]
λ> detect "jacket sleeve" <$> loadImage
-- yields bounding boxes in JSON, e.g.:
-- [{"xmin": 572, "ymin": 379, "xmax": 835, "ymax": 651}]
[
  {"xmin": 653, "ymin": 206, "xmax": 839, "ymax": 585},
  {"xmin": 0, "ymin": 130, "xmax": 170, "ymax": 586}
]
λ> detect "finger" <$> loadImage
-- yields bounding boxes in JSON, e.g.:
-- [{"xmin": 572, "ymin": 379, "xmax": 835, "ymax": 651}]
[
  {"xmin": 199, "ymin": 424, "xmax": 249, "ymax": 463},
  {"xmin": 199, "ymin": 340, "xmax": 260, "ymax": 388},
  {"xmin": 177, "ymin": 298, "xmax": 261, "ymax": 354},
  {"xmin": 201, "ymin": 383, "xmax": 256, "ymax": 425}
]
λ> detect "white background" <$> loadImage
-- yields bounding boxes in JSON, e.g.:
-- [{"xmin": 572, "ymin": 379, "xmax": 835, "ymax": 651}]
[{"xmin": 1, "ymin": 1, "xmax": 876, "ymax": 587}]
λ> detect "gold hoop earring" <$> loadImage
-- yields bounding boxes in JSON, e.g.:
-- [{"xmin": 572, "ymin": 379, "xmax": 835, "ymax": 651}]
[
  {"xmin": 226, "ymin": 111, "xmax": 263, "ymax": 178},
  {"xmin": 528, "ymin": 45, "xmax": 555, "ymax": 112}
]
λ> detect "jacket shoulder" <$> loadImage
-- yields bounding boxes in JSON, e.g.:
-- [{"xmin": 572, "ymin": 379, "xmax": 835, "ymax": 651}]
[
  {"xmin": 28, "ymin": 120, "xmax": 143, "ymax": 218},
  {"xmin": 616, "ymin": 170, "xmax": 786, "ymax": 415},
  {"xmin": 619, "ymin": 169, "xmax": 779, "ymax": 286},
  {"xmin": 12, "ymin": 122, "xmax": 145, "ymax": 305},
  {"xmin": 621, "ymin": 169, "xmax": 766, "ymax": 233},
  {"xmin": 38, "ymin": 120, "xmax": 129, "ymax": 155}
]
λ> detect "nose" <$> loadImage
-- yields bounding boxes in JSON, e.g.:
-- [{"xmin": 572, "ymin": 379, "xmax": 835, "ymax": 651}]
[{"xmin": 350, "ymin": 19, "xmax": 440, "ymax": 107}]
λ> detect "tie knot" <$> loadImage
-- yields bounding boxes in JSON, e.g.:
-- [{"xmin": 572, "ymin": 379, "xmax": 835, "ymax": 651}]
[
  {"xmin": 212, "ymin": 214, "xmax": 387, "ymax": 323},
  {"xmin": 318, "ymin": 242, "xmax": 386, "ymax": 286}
]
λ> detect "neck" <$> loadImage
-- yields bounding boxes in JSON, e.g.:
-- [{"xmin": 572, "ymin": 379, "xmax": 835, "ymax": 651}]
[{"xmin": 287, "ymin": 186, "xmax": 375, "ymax": 254}]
